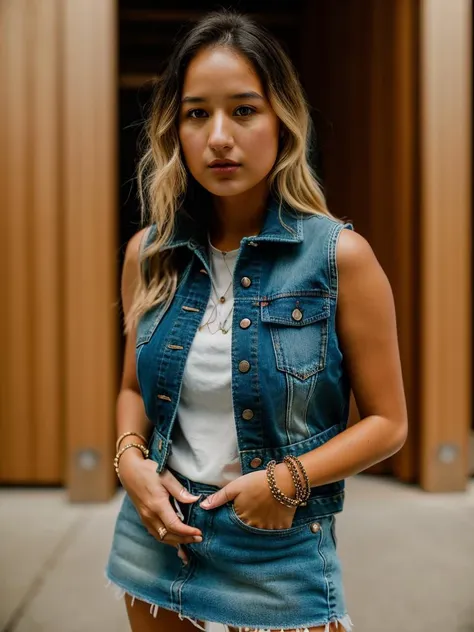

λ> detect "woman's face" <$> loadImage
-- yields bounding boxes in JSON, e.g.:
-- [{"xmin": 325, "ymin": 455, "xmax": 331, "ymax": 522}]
[{"xmin": 178, "ymin": 46, "xmax": 280, "ymax": 198}]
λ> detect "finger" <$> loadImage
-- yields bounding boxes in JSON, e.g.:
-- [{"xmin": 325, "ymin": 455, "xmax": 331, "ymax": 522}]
[
  {"xmin": 161, "ymin": 470, "xmax": 202, "ymax": 504},
  {"xmin": 163, "ymin": 533, "xmax": 203, "ymax": 546},
  {"xmin": 154, "ymin": 500, "xmax": 202, "ymax": 537},
  {"xmin": 200, "ymin": 483, "xmax": 234, "ymax": 509},
  {"xmin": 147, "ymin": 522, "xmax": 202, "ymax": 546}
]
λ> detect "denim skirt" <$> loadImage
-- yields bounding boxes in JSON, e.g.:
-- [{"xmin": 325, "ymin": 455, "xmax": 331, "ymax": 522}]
[{"xmin": 105, "ymin": 464, "xmax": 352, "ymax": 632}]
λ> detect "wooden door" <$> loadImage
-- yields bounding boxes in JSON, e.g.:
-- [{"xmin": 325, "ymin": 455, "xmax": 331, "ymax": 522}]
[
  {"xmin": 300, "ymin": 0, "xmax": 471, "ymax": 491},
  {"xmin": 0, "ymin": 0, "xmax": 63, "ymax": 484},
  {"xmin": 0, "ymin": 0, "xmax": 119, "ymax": 500}
]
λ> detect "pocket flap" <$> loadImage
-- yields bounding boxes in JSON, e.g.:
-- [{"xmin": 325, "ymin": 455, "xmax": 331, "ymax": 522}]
[{"xmin": 261, "ymin": 294, "xmax": 330, "ymax": 326}]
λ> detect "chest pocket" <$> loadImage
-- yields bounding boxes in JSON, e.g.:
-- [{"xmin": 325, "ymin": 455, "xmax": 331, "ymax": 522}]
[{"xmin": 261, "ymin": 294, "xmax": 330, "ymax": 381}]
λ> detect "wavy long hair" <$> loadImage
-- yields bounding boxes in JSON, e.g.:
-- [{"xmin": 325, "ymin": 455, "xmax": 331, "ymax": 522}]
[{"xmin": 125, "ymin": 9, "xmax": 336, "ymax": 335}]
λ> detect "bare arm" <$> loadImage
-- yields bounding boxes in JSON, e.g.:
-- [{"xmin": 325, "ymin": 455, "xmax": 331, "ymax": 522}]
[
  {"xmin": 115, "ymin": 228, "xmax": 153, "ymax": 472},
  {"xmin": 115, "ymin": 230, "xmax": 203, "ymax": 549},
  {"xmin": 297, "ymin": 228, "xmax": 408, "ymax": 486}
]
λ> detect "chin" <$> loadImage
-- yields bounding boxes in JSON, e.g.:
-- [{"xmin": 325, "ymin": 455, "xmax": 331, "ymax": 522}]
[{"xmin": 202, "ymin": 178, "xmax": 260, "ymax": 198}]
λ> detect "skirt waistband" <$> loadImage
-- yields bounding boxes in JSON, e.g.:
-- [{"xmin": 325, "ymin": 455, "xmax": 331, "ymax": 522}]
[{"xmin": 167, "ymin": 466, "xmax": 222, "ymax": 496}]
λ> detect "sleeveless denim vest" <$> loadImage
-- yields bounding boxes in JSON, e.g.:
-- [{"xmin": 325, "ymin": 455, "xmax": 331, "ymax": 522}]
[{"xmin": 136, "ymin": 197, "xmax": 353, "ymax": 519}]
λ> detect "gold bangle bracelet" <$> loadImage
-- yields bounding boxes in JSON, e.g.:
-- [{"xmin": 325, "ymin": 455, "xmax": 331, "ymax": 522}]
[
  {"xmin": 115, "ymin": 431, "xmax": 148, "ymax": 453},
  {"xmin": 113, "ymin": 442, "xmax": 149, "ymax": 479}
]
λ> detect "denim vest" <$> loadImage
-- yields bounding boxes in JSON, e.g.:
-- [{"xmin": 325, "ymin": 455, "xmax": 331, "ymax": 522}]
[{"xmin": 136, "ymin": 197, "xmax": 353, "ymax": 519}]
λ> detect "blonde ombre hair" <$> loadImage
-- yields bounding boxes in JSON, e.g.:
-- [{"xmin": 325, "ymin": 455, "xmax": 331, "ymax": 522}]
[{"xmin": 125, "ymin": 9, "xmax": 337, "ymax": 335}]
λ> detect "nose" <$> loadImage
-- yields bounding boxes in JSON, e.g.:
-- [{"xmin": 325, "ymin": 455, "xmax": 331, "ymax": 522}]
[{"xmin": 208, "ymin": 112, "xmax": 233, "ymax": 151}]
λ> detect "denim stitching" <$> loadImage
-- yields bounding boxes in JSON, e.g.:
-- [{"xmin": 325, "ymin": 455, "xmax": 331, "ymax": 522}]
[
  {"xmin": 302, "ymin": 372, "xmax": 318, "ymax": 436},
  {"xmin": 285, "ymin": 373, "xmax": 295, "ymax": 444},
  {"xmin": 263, "ymin": 289, "xmax": 332, "ymax": 300},
  {"xmin": 316, "ymin": 521, "xmax": 331, "ymax": 623}
]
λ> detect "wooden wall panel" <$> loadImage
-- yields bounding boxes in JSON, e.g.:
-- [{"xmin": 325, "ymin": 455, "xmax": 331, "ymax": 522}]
[
  {"xmin": 388, "ymin": 0, "xmax": 420, "ymax": 482},
  {"xmin": 0, "ymin": 0, "xmax": 33, "ymax": 481},
  {"xmin": 419, "ymin": 0, "xmax": 472, "ymax": 491},
  {"xmin": 0, "ymin": 0, "xmax": 62, "ymax": 483},
  {"xmin": 301, "ymin": 0, "xmax": 419, "ymax": 480},
  {"xmin": 63, "ymin": 0, "xmax": 119, "ymax": 500},
  {"xmin": 368, "ymin": 0, "xmax": 419, "ymax": 482},
  {"xmin": 30, "ymin": 0, "xmax": 63, "ymax": 482}
]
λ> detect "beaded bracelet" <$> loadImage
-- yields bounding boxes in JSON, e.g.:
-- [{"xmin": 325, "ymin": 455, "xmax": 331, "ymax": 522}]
[
  {"xmin": 266, "ymin": 460, "xmax": 302, "ymax": 508},
  {"xmin": 283, "ymin": 455, "xmax": 311, "ymax": 506},
  {"xmin": 114, "ymin": 442, "xmax": 149, "ymax": 479},
  {"xmin": 115, "ymin": 431, "xmax": 148, "ymax": 453},
  {"xmin": 266, "ymin": 455, "xmax": 311, "ymax": 508}
]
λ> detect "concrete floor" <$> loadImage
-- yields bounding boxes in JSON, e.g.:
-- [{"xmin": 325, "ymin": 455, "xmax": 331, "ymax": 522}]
[{"xmin": 1, "ymin": 476, "xmax": 473, "ymax": 632}]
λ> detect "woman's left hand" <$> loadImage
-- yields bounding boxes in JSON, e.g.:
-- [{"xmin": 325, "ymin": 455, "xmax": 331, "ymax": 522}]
[{"xmin": 199, "ymin": 463, "xmax": 298, "ymax": 530}]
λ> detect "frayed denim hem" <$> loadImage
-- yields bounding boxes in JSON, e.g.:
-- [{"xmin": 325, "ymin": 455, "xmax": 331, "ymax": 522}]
[
  {"xmin": 104, "ymin": 574, "xmax": 206, "ymax": 630},
  {"xmin": 105, "ymin": 571, "xmax": 353, "ymax": 632},
  {"xmin": 223, "ymin": 615, "xmax": 353, "ymax": 632}
]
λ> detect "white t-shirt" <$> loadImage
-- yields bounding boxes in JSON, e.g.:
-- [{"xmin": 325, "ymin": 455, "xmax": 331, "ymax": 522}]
[{"xmin": 167, "ymin": 240, "xmax": 243, "ymax": 487}]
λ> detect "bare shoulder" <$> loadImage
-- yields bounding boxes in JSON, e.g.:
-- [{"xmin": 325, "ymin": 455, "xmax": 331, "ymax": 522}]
[
  {"xmin": 335, "ymin": 227, "xmax": 396, "ymax": 342},
  {"xmin": 336, "ymin": 228, "xmax": 390, "ymax": 297},
  {"xmin": 336, "ymin": 228, "xmax": 378, "ymax": 274}
]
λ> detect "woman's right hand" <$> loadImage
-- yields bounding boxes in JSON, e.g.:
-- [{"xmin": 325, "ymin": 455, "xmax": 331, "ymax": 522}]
[{"xmin": 117, "ymin": 449, "xmax": 203, "ymax": 559}]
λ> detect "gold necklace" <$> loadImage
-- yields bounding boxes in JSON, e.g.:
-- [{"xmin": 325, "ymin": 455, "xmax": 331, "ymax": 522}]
[{"xmin": 198, "ymin": 243, "xmax": 236, "ymax": 335}]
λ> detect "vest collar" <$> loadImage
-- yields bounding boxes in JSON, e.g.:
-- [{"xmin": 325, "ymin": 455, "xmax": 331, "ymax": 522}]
[{"xmin": 161, "ymin": 194, "xmax": 304, "ymax": 252}]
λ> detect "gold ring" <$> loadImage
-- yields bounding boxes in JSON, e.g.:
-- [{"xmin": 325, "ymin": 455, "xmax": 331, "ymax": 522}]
[{"xmin": 158, "ymin": 527, "xmax": 167, "ymax": 540}]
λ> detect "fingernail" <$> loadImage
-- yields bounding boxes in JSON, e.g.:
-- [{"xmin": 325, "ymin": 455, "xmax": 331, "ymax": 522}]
[
  {"xmin": 193, "ymin": 535, "xmax": 203, "ymax": 542},
  {"xmin": 200, "ymin": 496, "xmax": 211, "ymax": 507},
  {"xmin": 184, "ymin": 490, "xmax": 202, "ymax": 499}
]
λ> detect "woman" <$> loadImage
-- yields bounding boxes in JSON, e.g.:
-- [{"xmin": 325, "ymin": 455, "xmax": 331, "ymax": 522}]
[{"xmin": 106, "ymin": 9, "xmax": 407, "ymax": 632}]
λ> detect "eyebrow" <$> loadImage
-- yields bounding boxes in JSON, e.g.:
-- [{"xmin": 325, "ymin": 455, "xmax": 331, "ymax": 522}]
[{"xmin": 181, "ymin": 91, "xmax": 264, "ymax": 104}]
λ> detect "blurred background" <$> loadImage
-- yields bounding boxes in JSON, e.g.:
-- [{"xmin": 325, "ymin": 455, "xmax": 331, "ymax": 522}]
[{"xmin": 0, "ymin": 0, "xmax": 472, "ymax": 631}]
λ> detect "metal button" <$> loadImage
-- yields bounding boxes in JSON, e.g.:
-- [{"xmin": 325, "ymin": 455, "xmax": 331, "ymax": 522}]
[
  {"xmin": 240, "ymin": 318, "xmax": 251, "ymax": 329},
  {"xmin": 242, "ymin": 409, "xmax": 254, "ymax": 420},
  {"xmin": 158, "ymin": 439, "xmax": 163, "ymax": 451},
  {"xmin": 250, "ymin": 457, "xmax": 262, "ymax": 468},
  {"xmin": 241, "ymin": 277, "xmax": 252, "ymax": 288},
  {"xmin": 238, "ymin": 360, "xmax": 251, "ymax": 373},
  {"xmin": 292, "ymin": 308, "xmax": 303, "ymax": 322},
  {"xmin": 310, "ymin": 522, "xmax": 321, "ymax": 533}
]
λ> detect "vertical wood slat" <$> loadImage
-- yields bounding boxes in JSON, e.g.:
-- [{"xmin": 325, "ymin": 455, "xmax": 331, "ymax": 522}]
[
  {"xmin": 0, "ymin": 0, "xmax": 35, "ymax": 481},
  {"xmin": 419, "ymin": 0, "xmax": 472, "ymax": 491},
  {"xmin": 303, "ymin": 1, "xmax": 419, "ymax": 479},
  {"xmin": 0, "ymin": 0, "xmax": 63, "ymax": 483},
  {"xmin": 368, "ymin": 0, "xmax": 419, "ymax": 482},
  {"xmin": 365, "ymin": 0, "xmax": 399, "ymax": 476},
  {"xmin": 389, "ymin": 0, "xmax": 419, "ymax": 483},
  {"xmin": 63, "ymin": 0, "xmax": 118, "ymax": 500},
  {"xmin": 30, "ymin": 0, "xmax": 63, "ymax": 482},
  {"xmin": 0, "ymin": 1, "xmax": 11, "ymax": 479}
]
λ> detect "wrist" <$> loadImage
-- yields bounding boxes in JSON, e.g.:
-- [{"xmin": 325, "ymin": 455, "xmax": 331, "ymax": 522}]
[
  {"xmin": 116, "ymin": 431, "xmax": 148, "ymax": 452},
  {"xmin": 115, "ymin": 444, "xmax": 148, "ymax": 483},
  {"xmin": 272, "ymin": 462, "xmax": 297, "ymax": 499}
]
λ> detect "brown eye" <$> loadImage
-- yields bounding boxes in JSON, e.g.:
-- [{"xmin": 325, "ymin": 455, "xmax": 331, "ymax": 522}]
[
  {"xmin": 235, "ymin": 106, "xmax": 255, "ymax": 117},
  {"xmin": 187, "ymin": 109, "xmax": 208, "ymax": 119}
]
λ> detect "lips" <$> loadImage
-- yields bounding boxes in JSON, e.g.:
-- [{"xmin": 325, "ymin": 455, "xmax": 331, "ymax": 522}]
[{"xmin": 208, "ymin": 160, "xmax": 241, "ymax": 168}]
